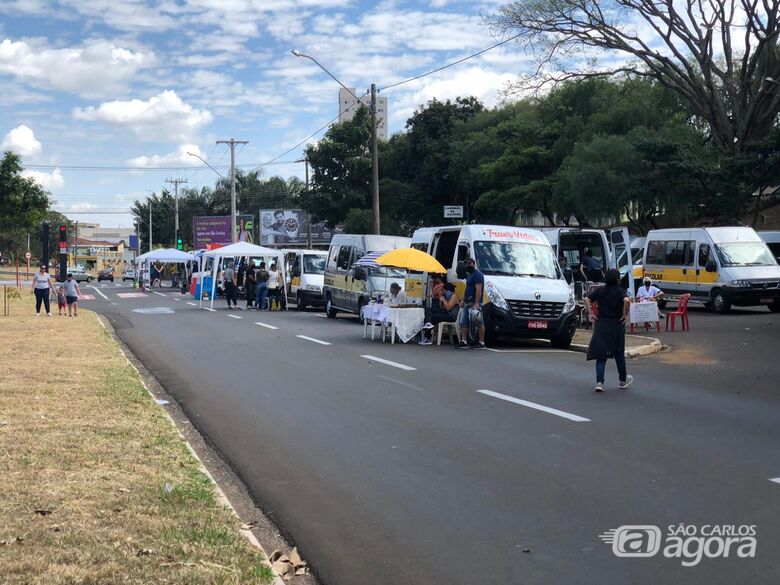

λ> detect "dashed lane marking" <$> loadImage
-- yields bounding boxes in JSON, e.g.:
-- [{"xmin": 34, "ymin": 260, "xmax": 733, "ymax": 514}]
[
  {"xmin": 254, "ymin": 322, "xmax": 279, "ymax": 330},
  {"xmin": 477, "ymin": 389, "xmax": 590, "ymax": 423},
  {"xmin": 360, "ymin": 355, "xmax": 416, "ymax": 371},
  {"xmin": 227, "ymin": 314, "xmax": 242, "ymax": 319},
  {"xmin": 90, "ymin": 286, "xmax": 109, "ymax": 300},
  {"xmin": 296, "ymin": 335, "xmax": 331, "ymax": 346}
]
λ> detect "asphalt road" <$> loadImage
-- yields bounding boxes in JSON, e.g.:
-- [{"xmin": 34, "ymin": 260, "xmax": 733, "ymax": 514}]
[{"xmin": 75, "ymin": 283, "xmax": 779, "ymax": 585}]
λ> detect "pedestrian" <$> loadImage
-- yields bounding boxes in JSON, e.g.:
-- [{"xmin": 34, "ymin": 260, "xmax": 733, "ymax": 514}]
[
  {"xmin": 584, "ymin": 268, "xmax": 634, "ymax": 392},
  {"xmin": 267, "ymin": 262, "xmax": 282, "ymax": 310},
  {"xmin": 153, "ymin": 261, "xmax": 163, "ymax": 288},
  {"xmin": 244, "ymin": 261, "xmax": 256, "ymax": 310},
  {"xmin": 64, "ymin": 273, "xmax": 81, "ymax": 317},
  {"xmin": 579, "ymin": 249, "xmax": 604, "ymax": 282},
  {"xmin": 458, "ymin": 257, "xmax": 486, "ymax": 349},
  {"xmin": 223, "ymin": 261, "xmax": 239, "ymax": 310},
  {"xmin": 31, "ymin": 264, "xmax": 54, "ymax": 317},
  {"xmin": 56, "ymin": 285, "xmax": 66, "ymax": 316},
  {"xmin": 255, "ymin": 262, "xmax": 269, "ymax": 311}
]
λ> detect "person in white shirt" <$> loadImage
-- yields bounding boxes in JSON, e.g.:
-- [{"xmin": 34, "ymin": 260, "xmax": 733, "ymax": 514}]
[
  {"xmin": 389, "ymin": 283, "xmax": 407, "ymax": 306},
  {"xmin": 636, "ymin": 277, "xmax": 665, "ymax": 317}
]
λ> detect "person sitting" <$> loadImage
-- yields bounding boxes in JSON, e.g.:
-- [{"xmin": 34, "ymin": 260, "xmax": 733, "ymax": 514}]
[
  {"xmin": 420, "ymin": 283, "xmax": 460, "ymax": 345},
  {"xmin": 636, "ymin": 277, "xmax": 666, "ymax": 317},
  {"xmin": 429, "ymin": 275, "xmax": 445, "ymax": 301},
  {"xmin": 579, "ymin": 249, "xmax": 604, "ymax": 282},
  {"xmin": 559, "ymin": 256, "xmax": 573, "ymax": 284},
  {"xmin": 388, "ymin": 283, "xmax": 407, "ymax": 306}
]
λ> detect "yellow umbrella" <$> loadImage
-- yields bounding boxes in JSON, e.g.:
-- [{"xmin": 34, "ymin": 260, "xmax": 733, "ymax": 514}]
[{"xmin": 375, "ymin": 248, "xmax": 447, "ymax": 274}]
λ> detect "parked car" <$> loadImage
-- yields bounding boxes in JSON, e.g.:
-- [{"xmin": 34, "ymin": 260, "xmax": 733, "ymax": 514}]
[
  {"xmin": 97, "ymin": 268, "xmax": 114, "ymax": 282},
  {"xmin": 69, "ymin": 266, "xmax": 92, "ymax": 283},
  {"xmin": 122, "ymin": 268, "xmax": 135, "ymax": 281}
]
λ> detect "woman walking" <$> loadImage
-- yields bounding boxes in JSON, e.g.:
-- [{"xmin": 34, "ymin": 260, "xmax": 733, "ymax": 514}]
[
  {"xmin": 255, "ymin": 262, "xmax": 269, "ymax": 311},
  {"xmin": 31, "ymin": 264, "xmax": 54, "ymax": 317},
  {"xmin": 584, "ymin": 269, "xmax": 634, "ymax": 392}
]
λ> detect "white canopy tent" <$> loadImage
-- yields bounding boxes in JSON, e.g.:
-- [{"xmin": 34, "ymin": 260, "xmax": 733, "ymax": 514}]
[
  {"xmin": 201, "ymin": 242, "xmax": 287, "ymax": 310},
  {"xmin": 134, "ymin": 248, "xmax": 197, "ymax": 287}
]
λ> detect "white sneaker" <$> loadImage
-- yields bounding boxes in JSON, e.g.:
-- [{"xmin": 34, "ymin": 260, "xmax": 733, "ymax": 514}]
[
  {"xmin": 595, "ymin": 382, "xmax": 605, "ymax": 392},
  {"xmin": 46, "ymin": 313, "xmax": 52, "ymax": 317},
  {"xmin": 36, "ymin": 313, "xmax": 41, "ymax": 318},
  {"xmin": 619, "ymin": 375, "xmax": 634, "ymax": 389},
  {"xmin": 423, "ymin": 322, "xmax": 434, "ymax": 330}
]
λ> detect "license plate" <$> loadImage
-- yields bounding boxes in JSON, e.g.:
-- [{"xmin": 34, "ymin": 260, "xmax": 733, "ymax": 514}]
[
  {"xmin": 528, "ymin": 320, "xmax": 548, "ymax": 329},
  {"xmin": 760, "ymin": 298, "xmax": 773, "ymax": 304}
]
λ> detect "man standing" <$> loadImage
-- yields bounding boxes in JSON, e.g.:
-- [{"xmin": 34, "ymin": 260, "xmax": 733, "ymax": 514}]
[
  {"xmin": 64, "ymin": 273, "xmax": 81, "ymax": 317},
  {"xmin": 223, "ymin": 261, "xmax": 239, "ymax": 310},
  {"xmin": 458, "ymin": 257, "xmax": 486, "ymax": 349},
  {"xmin": 579, "ymin": 249, "xmax": 604, "ymax": 282}
]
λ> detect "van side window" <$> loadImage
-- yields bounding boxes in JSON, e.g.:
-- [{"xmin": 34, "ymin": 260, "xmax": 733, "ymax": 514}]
[
  {"xmin": 686, "ymin": 240, "xmax": 696, "ymax": 266},
  {"xmin": 435, "ymin": 230, "xmax": 460, "ymax": 267},
  {"xmin": 457, "ymin": 244, "xmax": 470, "ymax": 263},
  {"xmin": 337, "ymin": 246, "xmax": 352, "ymax": 270},
  {"xmin": 698, "ymin": 243, "xmax": 710, "ymax": 266},
  {"xmin": 411, "ymin": 242, "xmax": 428, "ymax": 253},
  {"xmin": 328, "ymin": 246, "xmax": 340, "ymax": 269},
  {"xmin": 646, "ymin": 241, "xmax": 665, "ymax": 264}
]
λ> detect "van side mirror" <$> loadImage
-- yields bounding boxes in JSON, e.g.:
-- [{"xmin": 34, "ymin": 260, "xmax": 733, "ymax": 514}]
[
  {"xmin": 705, "ymin": 259, "xmax": 717, "ymax": 272},
  {"xmin": 353, "ymin": 266, "xmax": 367, "ymax": 280}
]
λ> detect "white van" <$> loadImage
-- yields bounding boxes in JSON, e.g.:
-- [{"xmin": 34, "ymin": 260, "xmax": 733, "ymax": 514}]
[
  {"xmin": 407, "ymin": 225, "xmax": 577, "ymax": 347},
  {"xmin": 282, "ymin": 249, "xmax": 328, "ymax": 310},
  {"xmin": 323, "ymin": 234, "xmax": 411, "ymax": 318},
  {"xmin": 759, "ymin": 231, "xmax": 780, "ymax": 263},
  {"xmin": 643, "ymin": 227, "xmax": 780, "ymax": 313}
]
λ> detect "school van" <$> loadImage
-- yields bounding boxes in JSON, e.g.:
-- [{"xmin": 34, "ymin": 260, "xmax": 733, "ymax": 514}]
[
  {"xmin": 282, "ymin": 249, "xmax": 328, "ymax": 310},
  {"xmin": 759, "ymin": 231, "xmax": 780, "ymax": 263},
  {"xmin": 407, "ymin": 225, "xmax": 577, "ymax": 348},
  {"xmin": 643, "ymin": 227, "xmax": 780, "ymax": 313},
  {"xmin": 323, "ymin": 234, "xmax": 411, "ymax": 318}
]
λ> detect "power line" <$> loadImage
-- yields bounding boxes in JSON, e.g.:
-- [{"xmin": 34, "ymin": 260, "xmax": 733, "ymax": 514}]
[
  {"xmin": 378, "ymin": 33, "xmax": 522, "ymax": 92},
  {"xmin": 23, "ymin": 160, "xmax": 300, "ymax": 171}
]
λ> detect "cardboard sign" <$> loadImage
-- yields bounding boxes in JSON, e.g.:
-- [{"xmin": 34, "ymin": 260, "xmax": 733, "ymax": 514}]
[{"xmin": 630, "ymin": 301, "xmax": 659, "ymax": 324}]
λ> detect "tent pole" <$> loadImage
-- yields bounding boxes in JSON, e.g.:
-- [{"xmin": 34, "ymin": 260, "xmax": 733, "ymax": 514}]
[{"xmin": 210, "ymin": 256, "xmax": 220, "ymax": 310}]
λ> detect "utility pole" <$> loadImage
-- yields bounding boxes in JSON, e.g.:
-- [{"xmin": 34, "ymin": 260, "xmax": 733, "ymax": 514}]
[
  {"xmin": 370, "ymin": 83, "xmax": 381, "ymax": 235},
  {"xmin": 165, "ymin": 178, "xmax": 188, "ymax": 247},
  {"xmin": 149, "ymin": 201, "xmax": 153, "ymax": 252},
  {"xmin": 75, "ymin": 221, "xmax": 79, "ymax": 267},
  {"xmin": 216, "ymin": 138, "xmax": 248, "ymax": 242}
]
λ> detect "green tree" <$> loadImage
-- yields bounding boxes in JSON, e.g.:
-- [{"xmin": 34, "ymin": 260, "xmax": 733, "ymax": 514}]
[{"xmin": 0, "ymin": 152, "xmax": 50, "ymax": 261}]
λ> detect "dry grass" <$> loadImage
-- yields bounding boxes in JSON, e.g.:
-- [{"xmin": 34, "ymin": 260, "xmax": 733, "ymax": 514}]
[{"xmin": 0, "ymin": 302, "xmax": 274, "ymax": 584}]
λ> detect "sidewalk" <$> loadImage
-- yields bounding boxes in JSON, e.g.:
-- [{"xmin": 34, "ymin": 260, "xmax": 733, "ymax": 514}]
[
  {"xmin": 571, "ymin": 328, "xmax": 665, "ymax": 357},
  {"xmin": 0, "ymin": 305, "xmax": 275, "ymax": 584}
]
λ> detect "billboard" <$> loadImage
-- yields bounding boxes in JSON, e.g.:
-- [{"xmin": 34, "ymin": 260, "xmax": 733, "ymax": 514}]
[
  {"xmin": 236, "ymin": 214, "xmax": 254, "ymax": 243},
  {"xmin": 193, "ymin": 216, "xmax": 231, "ymax": 248},
  {"xmin": 259, "ymin": 209, "xmax": 340, "ymax": 246}
]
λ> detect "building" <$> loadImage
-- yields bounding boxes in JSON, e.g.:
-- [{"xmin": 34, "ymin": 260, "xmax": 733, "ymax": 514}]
[
  {"xmin": 73, "ymin": 238, "xmax": 127, "ymax": 274},
  {"xmin": 338, "ymin": 88, "xmax": 388, "ymax": 141}
]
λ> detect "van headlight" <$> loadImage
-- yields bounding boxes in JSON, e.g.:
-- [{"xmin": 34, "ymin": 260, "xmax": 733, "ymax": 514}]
[
  {"xmin": 563, "ymin": 289, "xmax": 576, "ymax": 313},
  {"xmin": 484, "ymin": 281, "xmax": 508, "ymax": 310},
  {"xmin": 729, "ymin": 280, "xmax": 751, "ymax": 288},
  {"xmin": 305, "ymin": 284, "xmax": 322, "ymax": 292}
]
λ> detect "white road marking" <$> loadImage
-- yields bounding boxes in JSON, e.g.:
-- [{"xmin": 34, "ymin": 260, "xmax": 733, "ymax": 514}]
[
  {"xmin": 360, "ymin": 355, "xmax": 416, "ymax": 371},
  {"xmin": 485, "ymin": 348, "xmax": 575, "ymax": 354},
  {"xmin": 477, "ymin": 389, "xmax": 590, "ymax": 423},
  {"xmin": 377, "ymin": 374, "xmax": 424, "ymax": 391},
  {"xmin": 770, "ymin": 478, "xmax": 780, "ymax": 485},
  {"xmin": 173, "ymin": 297, "xmax": 181, "ymax": 301},
  {"xmin": 297, "ymin": 335, "xmax": 331, "ymax": 346},
  {"xmin": 315, "ymin": 314, "xmax": 327, "ymax": 318},
  {"xmin": 227, "ymin": 314, "xmax": 242, "ymax": 319},
  {"xmin": 90, "ymin": 285, "xmax": 109, "ymax": 300},
  {"xmin": 186, "ymin": 302, "xmax": 197, "ymax": 306},
  {"xmin": 152, "ymin": 291, "xmax": 167, "ymax": 297},
  {"xmin": 111, "ymin": 302, "xmax": 118, "ymax": 306},
  {"xmin": 254, "ymin": 322, "xmax": 279, "ymax": 330},
  {"xmin": 204, "ymin": 307, "xmax": 216, "ymax": 312}
]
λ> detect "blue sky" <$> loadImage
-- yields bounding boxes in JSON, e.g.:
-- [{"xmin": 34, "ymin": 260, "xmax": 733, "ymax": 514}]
[{"xmin": 0, "ymin": 0, "xmax": 531, "ymax": 228}]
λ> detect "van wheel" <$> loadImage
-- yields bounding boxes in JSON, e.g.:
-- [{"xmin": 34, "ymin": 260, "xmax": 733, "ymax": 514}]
[
  {"xmin": 768, "ymin": 300, "xmax": 780, "ymax": 313},
  {"xmin": 325, "ymin": 295, "xmax": 338, "ymax": 318},
  {"xmin": 711, "ymin": 289, "xmax": 731, "ymax": 313},
  {"xmin": 296, "ymin": 293, "xmax": 306, "ymax": 311},
  {"xmin": 550, "ymin": 332, "xmax": 573, "ymax": 350}
]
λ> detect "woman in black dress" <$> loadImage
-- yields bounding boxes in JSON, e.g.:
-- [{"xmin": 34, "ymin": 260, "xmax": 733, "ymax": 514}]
[{"xmin": 584, "ymin": 269, "xmax": 634, "ymax": 392}]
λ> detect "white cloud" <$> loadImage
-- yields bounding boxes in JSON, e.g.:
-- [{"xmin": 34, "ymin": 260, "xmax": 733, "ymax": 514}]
[
  {"xmin": 126, "ymin": 143, "xmax": 204, "ymax": 168},
  {"xmin": 73, "ymin": 90, "xmax": 213, "ymax": 142},
  {"xmin": 23, "ymin": 167, "xmax": 64, "ymax": 191},
  {"xmin": 1, "ymin": 124, "xmax": 42, "ymax": 156},
  {"xmin": 0, "ymin": 38, "xmax": 154, "ymax": 98}
]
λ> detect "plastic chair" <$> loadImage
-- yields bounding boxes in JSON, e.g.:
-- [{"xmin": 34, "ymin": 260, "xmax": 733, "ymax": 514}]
[
  {"xmin": 666, "ymin": 293, "xmax": 691, "ymax": 332},
  {"xmin": 437, "ymin": 320, "xmax": 461, "ymax": 345}
]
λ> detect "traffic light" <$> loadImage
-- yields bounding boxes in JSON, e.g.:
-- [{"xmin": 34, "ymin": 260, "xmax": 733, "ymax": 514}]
[
  {"xmin": 176, "ymin": 237, "xmax": 183, "ymax": 250},
  {"xmin": 58, "ymin": 224, "xmax": 67, "ymax": 281}
]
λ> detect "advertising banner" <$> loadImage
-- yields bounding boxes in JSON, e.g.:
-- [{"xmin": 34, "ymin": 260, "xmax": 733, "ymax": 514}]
[
  {"xmin": 259, "ymin": 209, "xmax": 340, "ymax": 246},
  {"xmin": 193, "ymin": 216, "xmax": 231, "ymax": 248},
  {"xmin": 236, "ymin": 214, "xmax": 254, "ymax": 243}
]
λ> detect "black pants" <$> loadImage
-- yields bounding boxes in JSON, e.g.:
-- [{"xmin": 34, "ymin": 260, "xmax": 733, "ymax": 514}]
[
  {"xmin": 34, "ymin": 288, "xmax": 50, "ymax": 314},
  {"xmin": 245, "ymin": 283, "xmax": 255, "ymax": 307},
  {"xmin": 425, "ymin": 304, "xmax": 456, "ymax": 325},
  {"xmin": 224, "ymin": 282, "xmax": 238, "ymax": 306}
]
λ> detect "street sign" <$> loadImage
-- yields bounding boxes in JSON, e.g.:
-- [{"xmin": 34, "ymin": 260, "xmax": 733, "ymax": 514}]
[
  {"xmin": 25, "ymin": 252, "xmax": 31, "ymax": 259},
  {"xmin": 443, "ymin": 205, "xmax": 464, "ymax": 219}
]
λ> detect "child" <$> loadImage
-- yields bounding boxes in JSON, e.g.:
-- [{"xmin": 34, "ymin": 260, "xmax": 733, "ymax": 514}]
[{"xmin": 56, "ymin": 285, "xmax": 66, "ymax": 316}]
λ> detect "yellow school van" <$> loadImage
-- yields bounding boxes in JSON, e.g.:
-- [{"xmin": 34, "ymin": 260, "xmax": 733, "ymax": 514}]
[{"xmin": 643, "ymin": 227, "xmax": 780, "ymax": 313}]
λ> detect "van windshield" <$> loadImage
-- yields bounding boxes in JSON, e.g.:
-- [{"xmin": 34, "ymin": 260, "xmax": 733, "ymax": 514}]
[
  {"xmin": 715, "ymin": 242, "xmax": 777, "ymax": 267},
  {"xmin": 303, "ymin": 254, "xmax": 326, "ymax": 274},
  {"xmin": 474, "ymin": 241, "xmax": 561, "ymax": 279}
]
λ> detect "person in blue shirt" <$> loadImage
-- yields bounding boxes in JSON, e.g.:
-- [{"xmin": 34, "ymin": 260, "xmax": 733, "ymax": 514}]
[
  {"xmin": 458, "ymin": 257, "xmax": 486, "ymax": 349},
  {"xmin": 579, "ymin": 249, "xmax": 604, "ymax": 282}
]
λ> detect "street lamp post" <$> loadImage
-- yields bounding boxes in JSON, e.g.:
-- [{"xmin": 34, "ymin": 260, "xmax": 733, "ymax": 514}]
[{"xmin": 291, "ymin": 49, "xmax": 381, "ymax": 234}]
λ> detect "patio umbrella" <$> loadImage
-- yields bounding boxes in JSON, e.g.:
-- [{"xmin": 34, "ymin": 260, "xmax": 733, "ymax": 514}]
[{"xmin": 375, "ymin": 248, "xmax": 446, "ymax": 274}]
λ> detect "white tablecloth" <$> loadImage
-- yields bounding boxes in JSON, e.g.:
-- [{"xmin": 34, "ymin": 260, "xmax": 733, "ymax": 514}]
[{"xmin": 361, "ymin": 304, "xmax": 425, "ymax": 343}]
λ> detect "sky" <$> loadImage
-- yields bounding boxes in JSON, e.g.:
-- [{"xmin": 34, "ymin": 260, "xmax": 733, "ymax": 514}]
[{"xmin": 0, "ymin": 0, "xmax": 532, "ymax": 229}]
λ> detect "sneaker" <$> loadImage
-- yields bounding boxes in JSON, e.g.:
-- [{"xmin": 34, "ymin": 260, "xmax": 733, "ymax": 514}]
[
  {"xmin": 423, "ymin": 322, "xmax": 434, "ymax": 330},
  {"xmin": 36, "ymin": 313, "xmax": 41, "ymax": 318},
  {"xmin": 595, "ymin": 382, "xmax": 605, "ymax": 392},
  {"xmin": 418, "ymin": 339, "xmax": 433, "ymax": 346},
  {"xmin": 456, "ymin": 341, "xmax": 470, "ymax": 350},
  {"xmin": 619, "ymin": 375, "xmax": 634, "ymax": 389},
  {"xmin": 475, "ymin": 341, "xmax": 486, "ymax": 349},
  {"xmin": 47, "ymin": 313, "xmax": 51, "ymax": 317}
]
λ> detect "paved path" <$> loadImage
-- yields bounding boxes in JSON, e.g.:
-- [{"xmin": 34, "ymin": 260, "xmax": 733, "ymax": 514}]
[{"xmin": 56, "ymin": 285, "xmax": 780, "ymax": 585}]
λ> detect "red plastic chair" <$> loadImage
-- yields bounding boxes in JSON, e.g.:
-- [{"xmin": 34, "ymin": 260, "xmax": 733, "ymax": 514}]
[{"xmin": 666, "ymin": 293, "xmax": 691, "ymax": 332}]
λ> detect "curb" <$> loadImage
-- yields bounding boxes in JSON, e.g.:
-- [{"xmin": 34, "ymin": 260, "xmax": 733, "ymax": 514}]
[
  {"xmin": 570, "ymin": 335, "xmax": 666, "ymax": 358},
  {"xmin": 95, "ymin": 314, "xmax": 288, "ymax": 585}
]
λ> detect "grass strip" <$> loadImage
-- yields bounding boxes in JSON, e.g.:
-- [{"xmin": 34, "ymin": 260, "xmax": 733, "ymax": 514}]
[{"xmin": 0, "ymin": 303, "xmax": 274, "ymax": 584}]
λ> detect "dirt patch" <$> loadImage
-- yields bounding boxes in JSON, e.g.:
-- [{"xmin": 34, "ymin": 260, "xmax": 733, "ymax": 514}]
[
  {"xmin": 653, "ymin": 344, "xmax": 718, "ymax": 366},
  {"xmin": 0, "ymin": 304, "xmax": 274, "ymax": 584}
]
